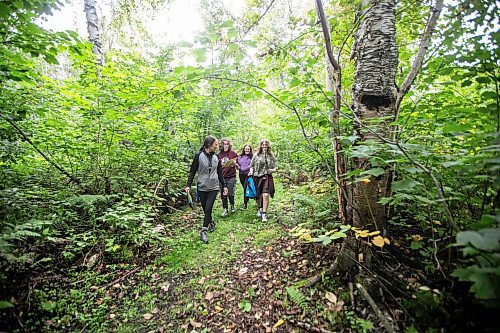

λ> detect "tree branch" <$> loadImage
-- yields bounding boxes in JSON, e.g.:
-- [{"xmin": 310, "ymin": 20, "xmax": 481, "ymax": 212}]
[
  {"xmin": 239, "ymin": 0, "xmax": 276, "ymax": 43},
  {"xmin": 356, "ymin": 282, "xmax": 396, "ymax": 333},
  {"xmin": 315, "ymin": 0, "xmax": 340, "ymax": 71},
  {"xmin": 396, "ymin": 0, "xmax": 444, "ymax": 109},
  {"xmin": 1, "ymin": 114, "xmax": 80, "ymax": 185}
]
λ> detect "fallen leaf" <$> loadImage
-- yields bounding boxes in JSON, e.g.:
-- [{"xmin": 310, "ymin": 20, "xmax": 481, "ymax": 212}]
[
  {"xmin": 190, "ymin": 320, "xmax": 202, "ymax": 328},
  {"xmin": 205, "ymin": 291, "xmax": 214, "ymax": 302},
  {"xmin": 372, "ymin": 236, "xmax": 386, "ymax": 247},
  {"xmin": 143, "ymin": 313, "xmax": 153, "ymax": 320},
  {"xmin": 412, "ymin": 234, "xmax": 423, "ymax": 242},
  {"xmin": 151, "ymin": 307, "xmax": 159, "ymax": 314},
  {"xmin": 325, "ymin": 291, "xmax": 337, "ymax": 304},
  {"xmin": 198, "ymin": 277, "xmax": 206, "ymax": 285},
  {"xmin": 273, "ymin": 319, "xmax": 285, "ymax": 328},
  {"xmin": 238, "ymin": 267, "xmax": 248, "ymax": 275},
  {"xmin": 109, "ymin": 313, "xmax": 116, "ymax": 319},
  {"xmin": 214, "ymin": 305, "xmax": 223, "ymax": 312}
]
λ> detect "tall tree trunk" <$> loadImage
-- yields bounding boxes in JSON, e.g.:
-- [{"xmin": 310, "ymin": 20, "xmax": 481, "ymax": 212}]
[
  {"xmin": 316, "ymin": 0, "xmax": 351, "ymax": 224},
  {"xmin": 84, "ymin": 0, "xmax": 104, "ymax": 69},
  {"xmin": 350, "ymin": 0, "xmax": 398, "ymax": 230}
]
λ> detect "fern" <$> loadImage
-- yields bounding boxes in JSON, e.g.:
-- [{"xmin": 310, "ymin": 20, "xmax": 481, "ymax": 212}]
[
  {"xmin": 0, "ymin": 219, "xmax": 49, "ymax": 263},
  {"xmin": 0, "ymin": 301, "xmax": 14, "ymax": 309},
  {"xmin": 286, "ymin": 287, "xmax": 308, "ymax": 310}
]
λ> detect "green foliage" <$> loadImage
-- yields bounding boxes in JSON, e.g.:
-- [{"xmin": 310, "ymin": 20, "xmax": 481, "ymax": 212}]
[
  {"xmin": 286, "ymin": 286, "xmax": 308, "ymax": 311},
  {"xmin": 452, "ymin": 227, "xmax": 500, "ymax": 304},
  {"xmin": 238, "ymin": 299, "xmax": 252, "ymax": 312},
  {"xmin": 403, "ymin": 289, "xmax": 449, "ymax": 330}
]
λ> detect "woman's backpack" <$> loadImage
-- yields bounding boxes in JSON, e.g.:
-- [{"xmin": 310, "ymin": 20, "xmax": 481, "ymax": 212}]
[{"xmin": 245, "ymin": 177, "xmax": 257, "ymax": 198}]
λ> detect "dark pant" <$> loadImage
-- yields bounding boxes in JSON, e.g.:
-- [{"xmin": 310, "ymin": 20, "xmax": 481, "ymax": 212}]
[
  {"xmin": 199, "ymin": 190, "xmax": 218, "ymax": 228},
  {"xmin": 239, "ymin": 173, "xmax": 250, "ymax": 205},
  {"xmin": 220, "ymin": 178, "xmax": 236, "ymax": 209}
]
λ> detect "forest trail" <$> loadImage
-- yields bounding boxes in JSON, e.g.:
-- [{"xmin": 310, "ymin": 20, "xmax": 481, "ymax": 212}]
[{"xmin": 73, "ymin": 182, "xmax": 339, "ymax": 333}]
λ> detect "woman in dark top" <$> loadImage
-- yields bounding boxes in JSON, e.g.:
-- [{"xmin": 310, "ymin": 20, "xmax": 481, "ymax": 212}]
[
  {"xmin": 185, "ymin": 136, "xmax": 228, "ymax": 243},
  {"xmin": 217, "ymin": 138, "xmax": 239, "ymax": 216}
]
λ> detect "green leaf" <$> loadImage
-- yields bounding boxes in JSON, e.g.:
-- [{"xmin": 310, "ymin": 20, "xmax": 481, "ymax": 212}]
[
  {"xmin": 391, "ymin": 179, "xmax": 421, "ymax": 192},
  {"xmin": 194, "ymin": 48, "xmax": 207, "ymax": 63},
  {"xmin": 0, "ymin": 301, "xmax": 14, "ymax": 309},
  {"xmin": 361, "ymin": 168, "xmax": 385, "ymax": 177},
  {"xmin": 456, "ymin": 229, "xmax": 500, "ymax": 251}
]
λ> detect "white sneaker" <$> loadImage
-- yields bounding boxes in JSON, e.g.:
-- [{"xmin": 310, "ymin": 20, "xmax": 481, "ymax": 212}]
[
  {"xmin": 257, "ymin": 208, "xmax": 262, "ymax": 218},
  {"xmin": 222, "ymin": 208, "xmax": 228, "ymax": 217},
  {"xmin": 261, "ymin": 213, "xmax": 267, "ymax": 222}
]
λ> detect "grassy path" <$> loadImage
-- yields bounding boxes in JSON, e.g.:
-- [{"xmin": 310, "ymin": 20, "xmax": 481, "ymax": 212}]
[
  {"xmin": 50, "ymin": 182, "xmax": 314, "ymax": 332},
  {"xmin": 32, "ymin": 181, "xmax": 351, "ymax": 333}
]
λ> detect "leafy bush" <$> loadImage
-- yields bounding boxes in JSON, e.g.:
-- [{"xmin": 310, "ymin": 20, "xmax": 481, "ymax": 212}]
[{"xmin": 452, "ymin": 226, "xmax": 500, "ymax": 306}]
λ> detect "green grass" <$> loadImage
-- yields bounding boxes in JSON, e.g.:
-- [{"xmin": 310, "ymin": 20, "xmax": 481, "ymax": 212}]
[
  {"xmin": 158, "ymin": 181, "xmax": 285, "ymax": 274},
  {"xmin": 24, "ymin": 181, "xmax": 288, "ymax": 332}
]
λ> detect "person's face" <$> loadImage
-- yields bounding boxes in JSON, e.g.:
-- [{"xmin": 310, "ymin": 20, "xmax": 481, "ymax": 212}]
[
  {"xmin": 222, "ymin": 141, "xmax": 230, "ymax": 152},
  {"xmin": 261, "ymin": 141, "xmax": 268, "ymax": 151},
  {"xmin": 244, "ymin": 146, "xmax": 251, "ymax": 154},
  {"xmin": 208, "ymin": 140, "xmax": 218, "ymax": 153}
]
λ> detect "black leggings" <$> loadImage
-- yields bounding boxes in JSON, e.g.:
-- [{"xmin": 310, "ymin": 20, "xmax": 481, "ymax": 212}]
[
  {"xmin": 239, "ymin": 173, "xmax": 250, "ymax": 205},
  {"xmin": 199, "ymin": 190, "xmax": 218, "ymax": 228}
]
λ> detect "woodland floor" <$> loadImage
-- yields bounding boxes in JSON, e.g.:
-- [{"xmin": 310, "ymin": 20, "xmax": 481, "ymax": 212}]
[
  {"xmin": 8, "ymin": 182, "xmax": 497, "ymax": 332},
  {"xmin": 6, "ymin": 181, "xmax": 391, "ymax": 333}
]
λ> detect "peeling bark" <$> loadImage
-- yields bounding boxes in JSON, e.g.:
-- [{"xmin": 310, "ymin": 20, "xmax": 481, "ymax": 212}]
[
  {"xmin": 84, "ymin": 0, "xmax": 104, "ymax": 69},
  {"xmin": 351, "ymin": 0, "xmax": 398, "ymax": 229}
]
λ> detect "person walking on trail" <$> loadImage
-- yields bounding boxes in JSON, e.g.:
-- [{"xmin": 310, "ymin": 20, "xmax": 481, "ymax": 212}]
[
  {"xmin": 185, "ymin": 136, "xmax": 228, "ymax": 243},
  {"xmin": 217, "ymin": 138, "xmax": 239, "ymax": 217},
  {"xmin": 249, "ymin": 139, "xmax": 277, "ymax": 222},
  {"xmin": 236, "ymin": 144, "xmax": 253, "ymax": 210}
]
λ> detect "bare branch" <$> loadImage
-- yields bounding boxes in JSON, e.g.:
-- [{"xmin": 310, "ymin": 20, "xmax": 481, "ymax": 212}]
[
  {"xmin": 396, "ymin": 0, "xmax": 444, "ymax": 108},
  {"xmin": 1, "ymin": 114, "xmax": 80, "ymax": 185},
  {"xmin": 356, "ymin": 283, "xmax": 396, "ymax": 333},
  {"xmin": 239, "ymin": 0, "xmax": 276, "ymax": 43},
  {"xmin": 315, "ymin": 0, "xmax": 340, "ymax": 71}
]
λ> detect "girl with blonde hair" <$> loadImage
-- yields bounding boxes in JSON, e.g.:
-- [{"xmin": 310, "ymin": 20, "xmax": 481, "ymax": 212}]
[{"xmin": 248, "ymin": 139, "xmax": 277, "ymax": 222}]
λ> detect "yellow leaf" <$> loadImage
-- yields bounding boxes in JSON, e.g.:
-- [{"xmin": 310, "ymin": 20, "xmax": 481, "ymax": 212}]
[
  {"xmin": 412, "ymin": 234, "xmax": 423, "ymax": 242},
  {"xmin": 361, "ymin": 178, "xmax": 371, "ymax": 184},
  {"xmin": 214, "ymin": 305, "xmax": 223, "ymax": 312},
  {"xmin": 273, "ymin": 319, "xmax": 285, "ymax": 328},
  {"xmin": 358, "ymin": 231, "xmax": 370, "ymax": 238},
  {"xmin": 372, "ymin": 236, "xmax": 386, "ymax": 247},
  {"xmin": 384, "ymin": 237, "xmax": 390, "ymax": 244},
  {"xmin": 368, "ymin": 231, "xmax": 380, "ymax": 236},
  {"xmin": 301, "ymin": 233, "xmax": 311, "ymax": 240}
]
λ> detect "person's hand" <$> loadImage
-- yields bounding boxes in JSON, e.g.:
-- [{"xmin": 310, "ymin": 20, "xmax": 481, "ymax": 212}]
[
  {"xmin": 248, "ymin": 170, "xmax": 253, "ymax": 176},
  {"xmin": 269, "ymin": 168, "xmax": 277, "ymax": 174},
  {"xmin": 184, "ymin": 186, "xmax": 190, "ymax": 193},
  {"xmin": 223, "ymin": 187, "xmax": 228, "ymax": 196}
]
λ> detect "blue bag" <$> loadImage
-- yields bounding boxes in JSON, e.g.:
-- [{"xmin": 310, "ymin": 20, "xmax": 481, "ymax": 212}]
[{"xmin": 245, "ymin": 177, "xmax": 257, "ymax": 198}]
